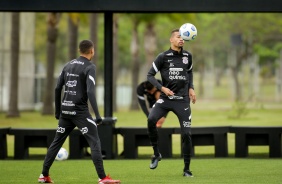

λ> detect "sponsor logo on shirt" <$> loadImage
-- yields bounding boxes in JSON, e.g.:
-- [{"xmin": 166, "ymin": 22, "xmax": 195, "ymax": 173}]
[
  {"xmin": 70, "ymin": 60, "xmax": 84, "ymax": 65},
  {"xmin": 169, "ymin": 68, "xmax": 183, "ymax": 71},
  {"xmin": 62, "ymin": 111, "xmax": 76, "ymax": 115},
  {"xmin": 62, "ymin": 101, "xmax": 75, "ymax": 106},
  {"xmin": 168, "ymin": 95, "xmax": 183, "ymax": 100},
  {"xmin": 67, "ymin": 72, "xmax": 79, "ymax": 77},
  {"xmin": 66, "ymin": 80, "xmax": 77, "ymax": 87},
  {"xmin": 169, "ymin": 75, "xmax": 186, "ymax": 80},
  {"xmin": 169, "ymin": 68, "xmax": 186, "ymax": 80},
  {"xmin": 64, "ymin": 90, "xmax": 77, "ymax": 95}
]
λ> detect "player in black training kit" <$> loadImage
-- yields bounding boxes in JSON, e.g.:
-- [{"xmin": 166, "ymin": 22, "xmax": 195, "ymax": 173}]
[
  {"xmin": 38, "ymin": 40, "xmax": 120, "ymax": 184},
  {"xmin": 137, "ymin": 80, "xmax": 167, "ymax": 127},
  {"xmin": 147, "ymin": 29, "xmax": 196, "ymax": 177}
]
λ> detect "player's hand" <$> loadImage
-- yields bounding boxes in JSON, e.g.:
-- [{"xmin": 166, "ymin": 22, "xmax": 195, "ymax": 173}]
[
  {"xmin": 96, "ymin": 117, "xmax": 103, "ymax": 125},
  {"xmin": 55, "ymin": 113, "xmax": 60, "ymax": 120},
  {"xmin": 189, "ymin": 88, "xmax": 196, "ymax": 104},
  {"xmin": 161, "ymin": 86, "xmax": 174, "ymax": 96}
]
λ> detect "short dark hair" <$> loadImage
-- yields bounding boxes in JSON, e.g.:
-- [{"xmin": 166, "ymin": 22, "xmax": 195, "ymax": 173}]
[
  {"xmin": 79, "ymin": 40, "xmax": 94, "ymax": 54},
  {"xmin": 171, "ymin": 28, "xmax": 179, "ymax": 36},
  {"xmin": 144, "ymin": 81, "xmax": 154, "ymax": 90}
]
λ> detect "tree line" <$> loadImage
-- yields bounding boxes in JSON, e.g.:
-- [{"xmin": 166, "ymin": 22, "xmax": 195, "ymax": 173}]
[{"xmin": 5, "ymin": 12, "xmax": 282, "ymax": 117}]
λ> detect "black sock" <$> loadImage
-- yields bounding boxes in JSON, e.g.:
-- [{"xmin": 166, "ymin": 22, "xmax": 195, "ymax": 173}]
[
  {"xmin": 42, "ymin": 166, "xmax": 49, "ymax": 176},
  {"xmin": 42, "ymin": 172, "xmax": 49, "ymax": 177},
  {"xmin": 153, "ymin": 145, "xmax": 159, "ymax": 156},
  {"xmin": 184, "ymin": 162, "xmax": 190, "ymax": 171}
]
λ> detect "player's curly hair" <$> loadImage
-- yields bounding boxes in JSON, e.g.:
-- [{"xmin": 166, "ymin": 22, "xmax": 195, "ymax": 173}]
[
  {"xmin": 144, "ymin": 81, "xmax": 154, "ymax": 90},
  {"xmin": 79, "ymin": 40, "xmax": 94, "ymax": 54}
]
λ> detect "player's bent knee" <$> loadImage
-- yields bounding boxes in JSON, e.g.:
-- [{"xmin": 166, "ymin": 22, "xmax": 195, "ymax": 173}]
[{"xmin": 147, "ymin": 116, "xmax": 158, "ymax": 127}]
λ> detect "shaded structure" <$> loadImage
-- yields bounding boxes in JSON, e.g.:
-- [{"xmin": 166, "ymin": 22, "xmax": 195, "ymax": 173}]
[{"xmin": 1, "ymin": 0, "xmax": 282, "ymax": 158}]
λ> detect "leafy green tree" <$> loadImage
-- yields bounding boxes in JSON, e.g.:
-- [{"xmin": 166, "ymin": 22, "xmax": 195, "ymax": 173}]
[
  {"xmin": 68, "ymin": 13, "xmax": 79, "ymax": 60},
  {"xmin": 42, "ymin": 13, "xmax": 60, "ymax": 115},
  {"xmin": 88, "ymin": 13, "xmax": 99, "ymax": 113},
  {"xmin": 141, "ymin": 14, "xmax": 158, "ymax": 79},
  {"xmin": 7, "ymin": 12, "xmax": 20, "ymax": 117},
  {"xmin": 90, "ymin": 13, "xmax": 99, "ymax": 65},
  {"xmin": 129, "ymin": 14, "xmax": 142, "ymax": 110}
]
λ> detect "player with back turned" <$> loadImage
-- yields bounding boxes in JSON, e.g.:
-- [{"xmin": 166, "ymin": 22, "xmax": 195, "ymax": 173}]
[
  {"xmin": 37, "ymin": 40, "xmax": 120, "ymax": 184},
  {"xmin": 146, "ymin": 29, "xmax": 196, "ymax": 177}
]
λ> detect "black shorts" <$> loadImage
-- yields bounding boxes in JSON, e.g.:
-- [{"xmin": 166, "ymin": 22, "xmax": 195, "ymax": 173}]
[{"xmin": 149, "ymin": 98, "xmax": 192, "ymax": 128}]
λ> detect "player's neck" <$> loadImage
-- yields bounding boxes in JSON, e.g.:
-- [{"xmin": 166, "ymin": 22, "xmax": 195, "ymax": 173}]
[
  {"xmin": 80, "ymin": 54, "xmax": 92, "ymax": 61},
  {"xmin": 170, "ymin": 46, "xmax": 182, "ymax": 53}
]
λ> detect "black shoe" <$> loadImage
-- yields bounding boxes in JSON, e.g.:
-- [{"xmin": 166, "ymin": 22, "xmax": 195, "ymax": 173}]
[
  {"xmin": 183, "ymin": 170, "xmax": 193, "ymax": 177},
  {"xmin": 149, "ymin": 154, "xmax": 162, "ymax": 169}
]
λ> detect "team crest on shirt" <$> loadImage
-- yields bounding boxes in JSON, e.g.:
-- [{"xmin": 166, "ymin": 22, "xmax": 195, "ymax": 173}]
[{"xmin": 182, "ymin": 57, "xmax": 188, "ymax": 64}]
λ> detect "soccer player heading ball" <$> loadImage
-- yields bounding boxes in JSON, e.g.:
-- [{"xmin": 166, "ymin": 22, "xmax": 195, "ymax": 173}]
[{"xmin": 147, "ymin": 28, "xmax": 196, "ymax": 177}]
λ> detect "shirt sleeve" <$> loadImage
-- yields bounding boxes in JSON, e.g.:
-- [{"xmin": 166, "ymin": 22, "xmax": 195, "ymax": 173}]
[
  {"xmin": 147, "ymin": 53, "xmax": 164, "ymax": 91},
  {"xmin": 54, "ymin": 70, "xmax": 65, "ymax": 119},
  {"xmin": 187, "ymin": 53, "xmax": 194, "ymax": 90},
  {"xmin": 86, "ymin": 65, "xmax": 101, "ymax": 119},
  {"xmin": 137, "ymin": 82, "xmax": 149, "ymax": 117}
]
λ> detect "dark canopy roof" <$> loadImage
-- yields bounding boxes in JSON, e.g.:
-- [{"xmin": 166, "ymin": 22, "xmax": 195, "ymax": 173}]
[{"xmin": 1, "ymin": 0, "xmax": 282, "ymax": 12}]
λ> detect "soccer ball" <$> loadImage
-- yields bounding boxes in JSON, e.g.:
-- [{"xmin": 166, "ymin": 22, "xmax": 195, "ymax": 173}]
[
  {"xmin": 179, "ymin": 23, "xmax": 197, "ymax": 41},
  {"xmin": 55, "ymin": 148, "xmax": 68, "ymax": 161}
]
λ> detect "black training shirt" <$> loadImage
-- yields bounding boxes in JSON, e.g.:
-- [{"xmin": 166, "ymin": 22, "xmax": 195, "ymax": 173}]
[
  {"xmin": 54, "ymin": 56, "xmax": 100, "ymax": 119},
  {"xmin": 147, "ymin": 48, "xmax": 194, "ymax": 102}
]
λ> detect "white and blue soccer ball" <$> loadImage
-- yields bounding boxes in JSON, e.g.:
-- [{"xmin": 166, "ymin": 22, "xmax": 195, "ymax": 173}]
[
  {"xmin": 55, "ymin": 147, "xmax": 69, "ymax": 161},
  {"xmin": 179, "ymin": 23, "xmax": 197, "ymax": 41}
]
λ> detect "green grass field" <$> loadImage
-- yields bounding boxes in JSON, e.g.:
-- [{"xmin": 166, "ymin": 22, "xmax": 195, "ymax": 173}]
[
  {"xmin": 0, "ymin": 99, "xmax": 282, "ymax": 183},
  {"xmin": 0, "ymin": 159, "xmax": 281, "ymax": 183}
]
